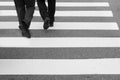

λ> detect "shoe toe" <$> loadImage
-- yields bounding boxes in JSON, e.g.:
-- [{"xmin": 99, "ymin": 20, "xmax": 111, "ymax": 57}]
[{"xmin": 43, "ymin": 17, "xmax": 50, "ymax": 30}]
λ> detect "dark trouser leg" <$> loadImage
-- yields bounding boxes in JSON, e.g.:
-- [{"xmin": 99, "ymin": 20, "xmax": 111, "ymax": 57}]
[
  {"xmin": 48, "ymin": 0, "xmax": 56, "ymax": 22},
  {"xmin": 37, "ymin": 0, "xmax": 50, "ymax": 30},
  {"xmin": 14, "ymin": 0, "xmax": 34, "ymax": 38},
  {"xmin": 14, "ymin": 0, "xmax": 25, "ymax": 27},
  {"xmin": 37, "ymin": 0, "xmax": 49, "ymax": 21},
  {"xmin": 24, "ymin": 0, "xmax": 35, "ymax": 29}
]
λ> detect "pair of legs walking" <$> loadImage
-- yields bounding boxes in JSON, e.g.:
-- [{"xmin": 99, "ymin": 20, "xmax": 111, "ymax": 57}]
[
  {"xmin": 14, "ymin": 0, "xmax": 56, "ymax": 38},
  {"xmin": 14, "ymin": 0, "xmax": 35, "ymax": 38},
  {"xmin": 37, "ymin": 0, "xmax": 56, "ymax": 29}
]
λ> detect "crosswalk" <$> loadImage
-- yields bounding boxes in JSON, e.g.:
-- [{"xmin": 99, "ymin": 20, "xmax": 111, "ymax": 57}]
[
  {"xmin": 0, "ymin": 0, "xmax": 120, "ymax": 79},
  {"xmin": 0, "ymin": 10, "xmax": 114, "ymax": 17},
  {"xmin": 0, "ymin": 59, "xmax": 120, "ymax": 75},
  {"xmin": 0, "ymin": 2, "xmax": 110, "ymax": 7}
]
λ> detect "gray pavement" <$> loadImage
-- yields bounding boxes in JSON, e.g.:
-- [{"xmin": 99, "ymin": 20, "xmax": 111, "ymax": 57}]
[
  {"xmin": 0, "ymin": 0, "xmax": 119, "ymax": 59},
  {"xmin": 0, "ymin": 0, "xmax": 120, "ymax": 79}
]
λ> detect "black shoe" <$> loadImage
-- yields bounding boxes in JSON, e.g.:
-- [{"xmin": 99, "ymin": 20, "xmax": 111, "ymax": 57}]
[
  {"xmin": 43, "ymin": 17, "xmax": 50, "ymax": 30},
  {"xmin": 19, "ymin": 25, "xmax": 31, "ymax": 38},
  {"xmin": 23, "ymin": 29, "xmax": 31, "ymax": 38},
  {"xmin": 50, "ymin": 21, "xmax": 54, "ymax": 27}
]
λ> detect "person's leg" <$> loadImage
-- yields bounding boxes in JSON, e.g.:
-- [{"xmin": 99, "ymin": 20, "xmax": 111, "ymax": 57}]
[
  {"xmin": 18, "ymin": 0, "xmax": 35, "ymax": 38},
  {"xmin": 24, "ymin": 0, "xmax": 35, "ymax": 29},
  {"xmin": 37, "ymin": 0, "xmax": 48, "ymax": 20},
  {"xmin": 37, "ymin": 0, "xmax": 50, "ymax": 30},
  {"xmin": 48, "ymin": 0, "xmax": 56, "ymax": 26},
  {"xmin": 14, "ymin": 0, "xmax": 30, "ymax": 38},
  {"xmin": 14, "ymin": 0, "xmax": 25, "ymax": 27}
]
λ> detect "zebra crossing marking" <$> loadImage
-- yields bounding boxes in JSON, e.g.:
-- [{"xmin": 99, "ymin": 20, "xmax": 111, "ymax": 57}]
[
  {"xmin": 0, "ymin": 22, "xmax": 118, "ymax": 30},
  {"xmin": 0, "ymin": 58, "xmax": 120, "ymax": 75},
  {"xmin": 0, "ymin": 2, "xmax": 110, "ymax": 7},
  {"xmin": 0, "ymin": 37, "xmax": 120, "ymax": 47},
  {"xmin": 0, "ymin": 10, "xmax": 113, "ymax": 17},
  {"xmin": 0, "ymin": 0, "xmax": 120, "ymax": 76}
]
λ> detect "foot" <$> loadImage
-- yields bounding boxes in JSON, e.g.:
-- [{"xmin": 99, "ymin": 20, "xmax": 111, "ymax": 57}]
[
  {"xmin": 50, "ymin": 21, "xmax": 54, "ymax": 27},
  {"xmin": 19, "ymin": 25, "xmax": 31, "ymax": 38},
  {"xmin": 43, "ymin": 17, "xmax": 50, "ymax": 30},
  {"xmin": 22, "ymin": 29, "xmax": 31, "ymax": 38}
]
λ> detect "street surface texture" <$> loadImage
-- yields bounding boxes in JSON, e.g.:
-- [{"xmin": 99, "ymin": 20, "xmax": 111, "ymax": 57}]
[{"xmin": 0, "ymin": 0, "xmax": 120, "ymax": 80}]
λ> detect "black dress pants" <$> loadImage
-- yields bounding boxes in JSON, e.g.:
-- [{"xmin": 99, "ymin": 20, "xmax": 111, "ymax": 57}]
[
  {"xmin": 14, "ymin": 0, "xmax": 35, "ymax": 29},
  {"xmin": 37, "ymin": 0, "xmax": 56, "ymax": 22}
]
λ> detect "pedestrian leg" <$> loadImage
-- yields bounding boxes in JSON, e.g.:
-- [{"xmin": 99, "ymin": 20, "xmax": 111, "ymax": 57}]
[
  {"xmin": 48, "ymin": 0, "xmax": 56, "ymax": 27},
  {"xmin": 37, "ymin": 0, "xmax": 50, "ymax": 30}
]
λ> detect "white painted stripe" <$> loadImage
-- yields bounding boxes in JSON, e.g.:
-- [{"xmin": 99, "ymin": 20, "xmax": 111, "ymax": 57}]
[
  {"xmin": 0, "ymin": 2, "xmax": 109, "ymax": 7},
  {"xmin": 0, "ymin": 10, "xmax": 113, "ymax": 17},
  {"xmin": 0, "ymin": 37, "xmax": 120, "ymax": 47},
  {"xmin": 0, "ymin": 22, "xmax": 118, "ymax": 30},
  {"xmin": 0, "ymin": 58, "xmax": 120, "ymax": 75},
  {"xmin": 56, "ymin": 2, "xmax": 110, "ymax": 7}
]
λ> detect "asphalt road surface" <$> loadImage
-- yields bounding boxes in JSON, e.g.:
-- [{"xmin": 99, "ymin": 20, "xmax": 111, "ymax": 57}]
[{"xmin": 0, "ymin": 0, "xmax": 120, "ymax": 80}]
